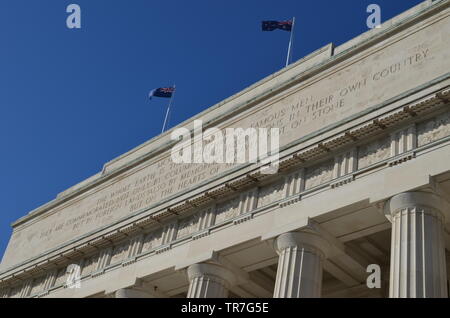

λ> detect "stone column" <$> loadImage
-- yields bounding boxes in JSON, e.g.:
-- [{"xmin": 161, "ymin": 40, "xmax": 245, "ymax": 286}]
[
  {"xmin": 273, "ymin": 231, "xmax": 330, "ymax": 298},
  {"xmin": 115, "ymin": 288, "xmax": 154, "ymax": 298},
  {"xmin": 186, "ymin": 263, "xmax": 236, "ymax": 298},
  {"xmin": 385, "ymin": 192, "xmax": 448, "ymax": 298}
]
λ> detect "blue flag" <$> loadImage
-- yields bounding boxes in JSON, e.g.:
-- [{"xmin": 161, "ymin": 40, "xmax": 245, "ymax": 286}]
[
  {"xmin": 262, "ymin": 20, "xmax": 292, "ymax": 32},
  {"xmin": 149, "ymin": 87, "xmax": 175, "ymax": 99}
]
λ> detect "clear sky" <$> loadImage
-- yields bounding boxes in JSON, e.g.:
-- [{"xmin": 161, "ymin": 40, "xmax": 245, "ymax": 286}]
[{"xmin": 0, "ymin": 0, "xmax": 424, "ymax": 262}]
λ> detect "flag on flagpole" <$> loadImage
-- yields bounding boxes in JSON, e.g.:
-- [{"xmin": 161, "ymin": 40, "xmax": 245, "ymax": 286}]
[
  {"xmin": 148, "ymin": 85, "xmax": 177, "ymax": 133},
  {"xmin": 149, "ymin": 87, "xmax": 175, "ymax": 100},
  {"xmin": 262, "ymin": 18, "xmax": 296, "ymax": 67},
  {"xmin": 262, "ymin": 20, "xmax": 293, "ymax": 32}
]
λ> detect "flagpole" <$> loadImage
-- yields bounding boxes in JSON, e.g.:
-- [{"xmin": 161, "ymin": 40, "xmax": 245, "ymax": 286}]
[
  {"xmin": 161, "ymin": 84, "xmax": 175, "ymax": 133},
  {"xmin": 285, "ymin": 17, "xmax": 296, "ymax": 67}
]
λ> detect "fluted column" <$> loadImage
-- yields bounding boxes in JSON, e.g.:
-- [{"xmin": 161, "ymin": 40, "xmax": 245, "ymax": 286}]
[
  {"xmin": 186, "ymin": 263, "xmax": 236, "ymax": 298},
  {"xmin": 115, "ymin": 287, "xmax": 155, "ymax": 298},
  {"xmin": 273, "ymin": 231, "xmax": 330, "ymax": 298},
  {"xmin": 385, "ymin": 192, "xmax": 448, "ymax": 298}
]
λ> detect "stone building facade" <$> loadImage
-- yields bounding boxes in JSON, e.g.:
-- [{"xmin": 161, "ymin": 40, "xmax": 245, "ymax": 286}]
[{"xmin": 1, "ymin": 0, "xmax": 450, "ymax": 298}]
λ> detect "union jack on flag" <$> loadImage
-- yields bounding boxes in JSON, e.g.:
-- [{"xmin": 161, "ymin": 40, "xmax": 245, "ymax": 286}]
[{"xmin": 149, "ymin": 87, "xmax": 175, "ymax": 99}]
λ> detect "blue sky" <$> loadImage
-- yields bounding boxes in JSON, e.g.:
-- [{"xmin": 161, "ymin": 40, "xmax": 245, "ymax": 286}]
[{"xmin": 0, "ymin": 0, "xmax": 423, "ymax": 262}]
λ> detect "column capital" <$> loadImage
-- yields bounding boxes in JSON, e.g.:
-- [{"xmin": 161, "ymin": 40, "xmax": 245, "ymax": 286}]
[
  {"xmin": 275, "ymin": 231, "xmax": 331, "ymax": 258},
  {"xmin": 273, "ymin": 231, "xmax": 328, "ymax": 298},
  {"xmin": 384, "ymin": 191, "xmax": 445, "ymax": 220},
  {"xmin": 187, "ymin": 263, "xmax": 236, "ymax": 287}
]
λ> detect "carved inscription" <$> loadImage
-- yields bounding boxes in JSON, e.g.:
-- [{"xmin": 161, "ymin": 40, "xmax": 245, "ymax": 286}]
[{"xmin": 248, "ymin": 48, "xmax": 433, "ymax": 147}]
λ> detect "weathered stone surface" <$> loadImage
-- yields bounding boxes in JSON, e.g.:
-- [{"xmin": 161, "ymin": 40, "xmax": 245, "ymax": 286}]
[
  {"xmin": 215, "ymin": 197, "xmax": 241, "ymax": 224},
  {"xmin": 358, "ymin": 137, "xmax": 391, "ymax": 169},
  {"xmin": 141, "ymin": 229, "xmax": 163, "ymax": 253},
  {"xmin": 257, "ymin": 182, "xmax": 284, "ymax": 208},
  {"xmin": 81, "ymin": 253, "xmax": 98, "ymax": 276},
  {"xmin": 305, "ymin": 160, "xmax": 334, "ymax": 190},
  {"xmin": 417, "ymin": 110, "xmax": 450, "ymax": 146},
  {"xmin": 177, "ymin": 213, "xmax": 200, "ymax": 239}
]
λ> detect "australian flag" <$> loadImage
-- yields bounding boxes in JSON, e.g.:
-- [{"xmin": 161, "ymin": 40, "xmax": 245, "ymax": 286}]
[
  {"xmin": 149, "ymin": 87, "xmax": 175, "ymax": 99},
  {"xmin": 262, "ymin": 20, "xmax": 292, "ymax": 32}
]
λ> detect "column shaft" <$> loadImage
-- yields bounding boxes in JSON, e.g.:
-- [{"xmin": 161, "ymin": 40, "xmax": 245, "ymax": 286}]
[{"xmin": 386, "ymin": 192, "xmax": 448, "ymax": 298}]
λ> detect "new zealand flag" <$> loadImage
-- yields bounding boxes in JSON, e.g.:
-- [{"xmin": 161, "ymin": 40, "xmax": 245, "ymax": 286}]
[
  {"xmin": 149, "ymin": 87, "xmax": 175, "ymax": 99},
  {"xmin": 262, "ymin": 20, "xmax": 292, "ymax": 32}
]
